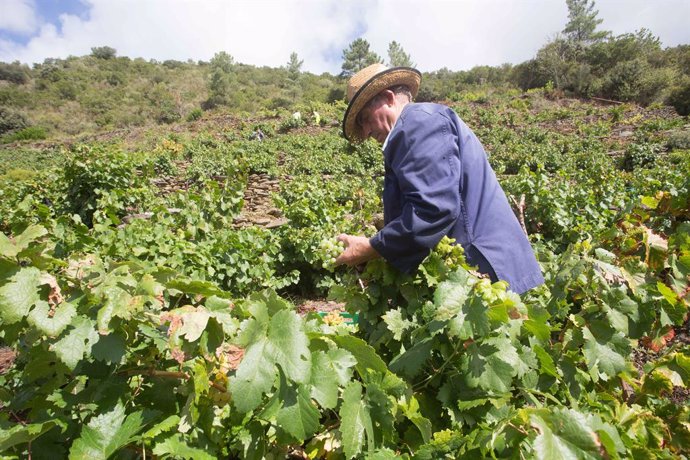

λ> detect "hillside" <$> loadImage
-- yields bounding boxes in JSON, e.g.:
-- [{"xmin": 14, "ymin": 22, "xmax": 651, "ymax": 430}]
[
  {"xmin": 0, "ymin": 54, "xmax": 342, "ymax": 142},
  {"xmin": 2, "ymin": 32, "xmax": 689, "ymax": 146}
]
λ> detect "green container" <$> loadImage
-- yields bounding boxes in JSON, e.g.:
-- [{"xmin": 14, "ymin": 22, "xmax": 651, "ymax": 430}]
[{"xmin": 317, "ymin": 311, "xmax": 359, "ymax": 324}]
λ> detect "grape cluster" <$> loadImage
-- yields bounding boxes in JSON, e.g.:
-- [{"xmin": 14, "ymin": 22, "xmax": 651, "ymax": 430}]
[
  {"xmin": 317, "ymin": 237, "xmax": 345, "ymax": 271},
  {"xmin": 434, "ymin": 236, "xmax": 466, "ymax": 269}
]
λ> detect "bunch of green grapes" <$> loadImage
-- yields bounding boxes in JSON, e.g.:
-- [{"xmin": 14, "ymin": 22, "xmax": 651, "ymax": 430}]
[
  {"xmin": 317, "ymin": 237, "xmax": 345, "ymax": 271},
  {"xmin": 434, "ymin": 236, "xmax": 466, "ymax": 269}
]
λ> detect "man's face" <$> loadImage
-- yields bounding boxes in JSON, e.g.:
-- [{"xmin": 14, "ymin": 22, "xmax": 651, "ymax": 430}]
[{"xmin": 357, "ymin": 93, "xmax": 397, "ymax": 144}]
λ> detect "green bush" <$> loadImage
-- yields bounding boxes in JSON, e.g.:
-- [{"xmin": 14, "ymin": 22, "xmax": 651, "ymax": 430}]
[
  {"xmin": 666, "ymin": 130, "xmax": 690, "ymax": 150},
  {"xmin": 186, "ymin": 108, "xmax": 203, "ymax": 122},
  {"xmin": 1, "ymin": 168, "xmax": 37, "ymax": 181},
  {"xmin": 2, "ymin": 126, "xmax": 47, "ymax": 142},
  {"xmin": 0, "ymin": 62, "xmax": 29, "ymax": 84},
  {"xmin": 63, "ymin": 145, "xmax": 150, "ymax": 226},
  {"xmin": 667, "ymin": 78, "xmax": 690, "ymax": 116},
  {"xmin": 602, "ymin": 59, "xmax": 646, "ymax": 101},
  {"xmin": 0, "ymin": 107, "xmax": 28, "ymax": 135},
  {"xmin": 637, "ymin": 66, "xmax": 675, "ymax": 105},
  {"xmin": 278, "ymin": 112, "xmax": 306, "ymax": 133},
  {"xmin": 622, "ymin": 142, "xmax": 661, "ymax": 171},
  {"xmin": 90, "ymin": 46, "xmax": 117, "ymax": 59}
]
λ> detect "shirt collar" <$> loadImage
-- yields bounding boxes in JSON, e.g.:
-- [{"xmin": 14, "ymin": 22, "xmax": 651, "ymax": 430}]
[
  {"xmin": 382, "ymin": 129, "xmax": 393, "ymax": 151},
  {"xmin": 381, "ymin": 103, "xmax": 409, "ymax": 151}
]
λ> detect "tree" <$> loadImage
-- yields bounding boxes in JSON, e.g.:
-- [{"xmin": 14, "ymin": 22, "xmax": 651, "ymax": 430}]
[
  {"xmin": 563, "ymin": 0, "xmax": 608, "ymax": 46},
  {"xmin": 286, "ymin": 52, "xmax": 304, "ymax": 102},
  {"xmin": 91, "ymin": 46, "xmax": 117, "ymax": 60},
  {"xmin": 0, "ymin": 61, "xmax": 29, "ymax": 84},
  {"xmin": 341, "ymin": 38, "xmax": 382, "ymax": 77},
  {"xmin": 286, "ymin": 52, "xmax": 303, "ymax": 81},
  {"xmin": 206, "ymin": 51, "xmax": 236, "ymax": 108},
  {"xmin": 535, "ymin": 36, "xmax": 575, "ymax": 89},
  {"xmin": 387, "ymin": 41, "xmax": 415, "ymax": 68}
]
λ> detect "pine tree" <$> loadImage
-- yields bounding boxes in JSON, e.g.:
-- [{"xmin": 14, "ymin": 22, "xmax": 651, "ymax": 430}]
[
  {"xmin": 286, "ymin": 52, "xmax": 303, "ymax": 83},
  {"xmin": 563, "ymin": 0, "xmax": 608, "ymax": 45},
  {"xmin": 387, "ymin": 41, "xmax": 415, "ymax": 68},
  {"xmin": 286, "ymin": 52, "xmax": 304, "ymax": 102},
  {"xmin": 206, "ymin": 51, "xmax": 236, "ymax": 108},
  {"xmin": 341, "ymin": 38, "xmax": 382, "ymax": 77}
]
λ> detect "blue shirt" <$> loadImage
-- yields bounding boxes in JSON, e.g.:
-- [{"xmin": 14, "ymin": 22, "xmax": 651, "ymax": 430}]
[{"xmin": 369, "ymin": 103, "xmax": 544, "ymax": 294}]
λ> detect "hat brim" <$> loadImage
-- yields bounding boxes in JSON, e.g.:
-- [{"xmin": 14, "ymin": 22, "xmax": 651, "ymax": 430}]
[{"xmin": 342, "ymin": 67, "xmax": 421, "ymax": 143}]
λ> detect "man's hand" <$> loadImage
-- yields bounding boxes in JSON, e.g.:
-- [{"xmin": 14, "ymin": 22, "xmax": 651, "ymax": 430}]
[{"xmin": 335, "ymin": 234, "xmax": 380, "ymax": 267}]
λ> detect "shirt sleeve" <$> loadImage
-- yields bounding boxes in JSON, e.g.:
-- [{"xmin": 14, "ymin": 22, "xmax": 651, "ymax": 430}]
[{"xmin": 369, "ymin": 109, "xmax": 462, "ymax": 273}]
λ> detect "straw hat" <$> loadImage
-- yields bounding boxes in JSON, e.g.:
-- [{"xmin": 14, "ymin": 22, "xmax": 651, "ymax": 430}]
[{"xmin": 342, "ymin": 63, "xmax": 421, "ymax": 142}]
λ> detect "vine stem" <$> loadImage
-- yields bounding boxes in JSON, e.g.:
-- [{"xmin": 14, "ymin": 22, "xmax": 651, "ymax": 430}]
[
  {"xmin": 413, "ymin": 339, "xmax": 463, "ymax": 391},
  {"xmin": 119, "ymin": 368, "xmax": 227, "ymax": 393},
  {"xmin": 508, "ymin": 422, "xmax": 530, "ymax": 436}
]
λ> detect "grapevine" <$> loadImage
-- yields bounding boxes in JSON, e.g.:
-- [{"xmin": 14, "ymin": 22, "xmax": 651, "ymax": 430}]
[{"xmin": 0, "ymin": 89, "xmax": 688, "ymax": 459}]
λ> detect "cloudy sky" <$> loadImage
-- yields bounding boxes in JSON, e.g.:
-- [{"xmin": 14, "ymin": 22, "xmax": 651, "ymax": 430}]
[{"xmin": 1, "ymin": 0, "xmax": 688, "ymax": 74}]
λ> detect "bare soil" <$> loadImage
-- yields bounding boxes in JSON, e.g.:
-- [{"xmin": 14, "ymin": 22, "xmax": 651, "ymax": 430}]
[
  {"xmin": 295, "ymin": 299, "xmax": 345, "ymax": 316},
  {"xmin": 631, "ymin": 319, "xmax": 690, "ymax": 406},
  {"xmin": 0, "ymin": 346, "xmax": 16, "ymax": 374}
]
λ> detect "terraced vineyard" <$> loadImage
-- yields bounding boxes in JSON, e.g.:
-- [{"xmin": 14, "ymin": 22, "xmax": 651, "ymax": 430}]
[{"xmin": 0, "ymin": 90, "xmax": 688, "ymax": 458}]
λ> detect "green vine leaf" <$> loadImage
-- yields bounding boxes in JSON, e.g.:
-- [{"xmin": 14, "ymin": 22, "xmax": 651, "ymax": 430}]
[
  {"xmin": 310, "ymin": 349, "xmax": 356, "ymax": 409},
  {"xmin": 276, "ymin": 383, "xmax": 320, "ymax": 442},
  {"xmin": 28, "ymin": 300, "xmax": 76, "ymax": 337},
  {"xmin": 0, "ymin": 266, "xmax": 41, "ymax": 324},
  {"xmin": 464, "ymin": 338, "xmax": 518, "ymax": 393},
  {"xmin": 152, "ymin": 434, "xmax": 216, "ymax": 460},
  {"xmin": 0, "ymin": 421, "xmax": 56, "ymax": 452},
  {"xmin": 331, "ymin": 334, "xmax": 388, "ymax": 375},
  {"xmin": 582, "ymin": 324, "xmax": 629, "ymax": 380},
  {"xmin": 339, "ymin": 381, "xmax": 374, "ymax": 459},
  {"xmin": 52, "ymin": 315, "xmax": 99, "ymax": 370},
  {"xmin": 230, "ymin": 308, "xmax": 311, "ymax": 412},
  {"xmin": 69, "ymin": 403, "xmax": 148, "ymax": 460}
]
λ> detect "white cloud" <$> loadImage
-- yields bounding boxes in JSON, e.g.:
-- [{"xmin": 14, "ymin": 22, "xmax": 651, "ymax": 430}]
[
  {"xmin": 0, "ymin": 0, "xmax": 366, "ymax": 73},
  {"xmin": 0, "ymin": 0, "xmax": 688, "ymax": 73},
  {"xmin": 595, "ymin": 0, "xmax": 690, "ymax": 45},
  {"xmin": 0, "ymin": 0, "xmax": 39, "ymax": 34},
  {"xmin": 361, "ymin": 0, "xmax": 568, "ymax": 71}
]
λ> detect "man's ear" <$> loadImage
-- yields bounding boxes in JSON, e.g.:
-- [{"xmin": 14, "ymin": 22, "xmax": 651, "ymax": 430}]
[{"xmin": 383, "ymin": 89, "xmax": 396, "ymax": 105}]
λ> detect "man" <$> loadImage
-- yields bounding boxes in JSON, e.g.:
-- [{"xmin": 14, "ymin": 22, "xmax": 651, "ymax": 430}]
[{"xmin": 335, "ymin": 64, "xmax": 543, "ymax": 294}]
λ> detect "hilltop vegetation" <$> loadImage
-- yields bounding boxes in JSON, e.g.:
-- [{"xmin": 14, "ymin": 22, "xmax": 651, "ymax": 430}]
[
  {"xmin": 0, "ymin": 51, "xmax": 342, "ymax": 141},
  {"xmin": 0, "ymin": 16, "xmax": 689, "ymax": 144}
]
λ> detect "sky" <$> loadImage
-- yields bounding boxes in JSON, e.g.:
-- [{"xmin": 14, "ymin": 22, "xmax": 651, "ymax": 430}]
[{"xmin": 1, "ymin": 0, "xmax": 689, "ymax": 74}]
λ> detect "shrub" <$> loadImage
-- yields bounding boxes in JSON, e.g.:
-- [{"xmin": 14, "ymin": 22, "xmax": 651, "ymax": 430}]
[
  {"xmin": 91, "ymin": 46, "xmax": 117, "ymax": 59},
  {"xmin": 0, "ymin": 107, "xmax": 28, "ymax": 135},
  {"xmin": 2, "ymin": 126, "xmax": 47, "ymax": 143},
  {"xmin": 63, "ymin": 145, "xmax": 146, "ymax": 226},
  {"xmin": 637, "ymin": 67, "xmax": 675, "ymax": 105},
  {"xmin": 622, "ymin": 142, "xmax": 661, "ymax": 171},
  {"xmin": 666, "ymin": 130, "xmax": 690, "ymax": 151},
  {"xmin": 106, "ymin": 72, "xmax": 124, "ymax": 86},
  {"xmin": 601, "ymin": 59, "xmax": 646, "ymax": 101},
  {"xmin": 278, "ymin": 112, "xmax": 306, "ymax": 133},
  {"xmin": 0, "ymin": 62, "xmax": 29, "ymax": 84},
  {"xmin": 2, "ymin": 168, "xmax": 36, "ymax": 181},
  {"xmin": 186, "ymin": 108, "xmax": 203, "ymax": 122},
  {"xmin": 667, "ymin": 78, "xmax": 690, "ymax": 116}
]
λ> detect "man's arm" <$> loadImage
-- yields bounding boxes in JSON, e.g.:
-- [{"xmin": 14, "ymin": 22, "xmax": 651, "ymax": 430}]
[{"xmin": 369, "ymin": 108, "xmax": 462, "ymax": 273}]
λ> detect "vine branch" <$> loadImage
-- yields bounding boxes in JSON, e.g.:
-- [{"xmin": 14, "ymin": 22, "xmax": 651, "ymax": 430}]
[{"xmin": 119, "ymin": 368, "xmax": 227, "ymax": 393}]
